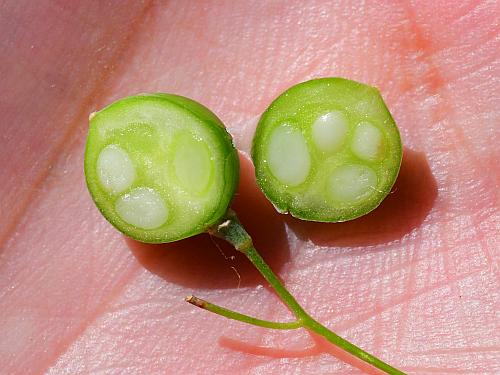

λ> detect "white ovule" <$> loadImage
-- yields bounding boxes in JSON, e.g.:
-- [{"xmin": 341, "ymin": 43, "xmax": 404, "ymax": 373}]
[
  {"xmin": 267, "ymin": 125, "xmax": 311, "ymax": 186},
  {"xmin": 329, "ymin": 164, "xmax": 377, "ymax": 202},
  {"xmin": 115, "ymin": 187, "xmax": 168, "ymax": 230},
  {"xmin": 312, "ymin": 111, "xmax": 348, "ymax": 152},
  {"xmin": 97, "ymin": 145, "xmax": 136, "ymax": 194},
  {"xmin": 351, "ymin": 122, "xmax": 383, "ymax": 160}
]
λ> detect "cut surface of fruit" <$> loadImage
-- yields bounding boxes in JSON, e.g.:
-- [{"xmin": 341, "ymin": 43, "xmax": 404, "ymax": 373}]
[
  {"xmin": 84, "ymin": 94, "xmax": 239, "ymax": 243},
  {"xmin": 252, "ymin": 78, "xmax": 402, "ymax": 222}
]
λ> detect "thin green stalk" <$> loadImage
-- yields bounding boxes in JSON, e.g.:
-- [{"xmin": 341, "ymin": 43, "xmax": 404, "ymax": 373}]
[
  {"xmin": 185, "ymin": 295, "xmax": 301, "ymax": 330},
  {"xmin": 245, "ymin": 246, "xmax": 405, "ymax": 375},
  {"xmin": 197, "ymin": 210, "xmax": 406, "ymax": 375}
]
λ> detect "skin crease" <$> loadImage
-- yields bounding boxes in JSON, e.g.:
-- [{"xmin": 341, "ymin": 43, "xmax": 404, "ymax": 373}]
[{"xmin": 0, "ymin": 0, "xmax": 499, "ymax": 374}]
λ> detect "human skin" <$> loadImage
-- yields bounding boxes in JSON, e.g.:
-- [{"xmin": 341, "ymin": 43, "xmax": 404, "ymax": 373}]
[{"xmin": 0, "ymin": 1, "xmax": 498, "ymax": 374}]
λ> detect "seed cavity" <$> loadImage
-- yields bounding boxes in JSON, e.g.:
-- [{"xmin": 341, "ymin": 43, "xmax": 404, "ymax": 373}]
[
  {"xmin": 329, "ymin": 164, "xmax": 377, "ymax": 203},
  {"xmin": 351, "ymin": 122, "xmax": 383, "ymax": 160},
  {"xmin": 267, "ymin": 124, "xmax": 311, "ymax": 186},
  {"xmin": 312, "ymin": 111, "xmax": 348, "ymax": 152},
  {"xmin": 173, "ymin": 133, "xmax": 212, "ymax": 194},
  {"xmin": 97, "ymin": 145, "xmax": 136, "ymax": 194},
  {"xmin": 115, "ymin": 187, "xmax": 168, "ymax": 229}
]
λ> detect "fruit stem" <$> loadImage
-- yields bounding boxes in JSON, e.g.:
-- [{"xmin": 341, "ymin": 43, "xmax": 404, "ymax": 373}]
[
  {"xmin": 200, "ymin": 210, "xmax": 406, "ymax": 375},
  {"xmin": 185, "ymin": 295, "xmax": 301, "ymax": 330}
]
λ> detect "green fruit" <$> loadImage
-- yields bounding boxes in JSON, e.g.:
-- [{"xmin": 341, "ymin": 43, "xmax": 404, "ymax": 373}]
[
  {"xmin": 84, "ymin": 94, "xmax": 239, "ymax": 243},
  {"xmin": 252, "ymin": 78, "xmax": 402, "ymax": 222}
]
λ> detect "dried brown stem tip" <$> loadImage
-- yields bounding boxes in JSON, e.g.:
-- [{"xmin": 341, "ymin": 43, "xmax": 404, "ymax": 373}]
[{"xmin": 185, "ymin": 295, "xmax": 207, "ymax": 308}]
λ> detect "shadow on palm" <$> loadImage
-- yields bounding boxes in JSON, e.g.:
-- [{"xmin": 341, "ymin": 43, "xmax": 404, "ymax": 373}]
[
  {"xmin": 287, "ymin": 148, "xmax": 437, "ymax": 248},
  {"xmin": 127, "ymin": 154, "xmax": 290, "ymax": 289},
  {"xmin": 127, "ymin": 148, "xmax": 435, "ymax": 292}
]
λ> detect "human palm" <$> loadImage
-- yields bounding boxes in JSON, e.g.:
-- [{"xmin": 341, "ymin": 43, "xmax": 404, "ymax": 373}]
[{"xmin": 1, "ymin": 1, "xmax": 498, "ymax": 374}]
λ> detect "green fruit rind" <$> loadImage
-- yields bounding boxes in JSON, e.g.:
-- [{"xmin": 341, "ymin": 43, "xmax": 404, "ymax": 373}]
[
  {"xmin": 84, "ymin": 94, "xmax": 239, "ymax": 243},
  {"xmin": 251, "ymin": 77, "xmax": 402, "ymax": 222}
]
